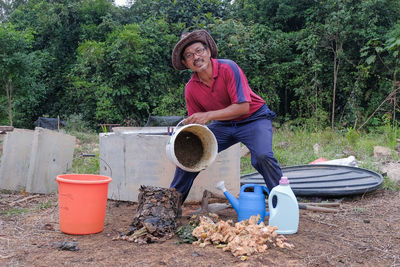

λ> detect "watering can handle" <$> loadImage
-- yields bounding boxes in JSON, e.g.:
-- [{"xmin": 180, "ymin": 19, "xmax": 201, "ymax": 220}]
[
  {"xmin": 263, "ymin": 186, "xmax": 270, "ymax": 195},
  {"xmin": 240, "ymin": 184, "xmax": 255, "ymax": 193},
  {"xmin": 240, "ymin": 184, "xmax": 270, "ymax": 195}
]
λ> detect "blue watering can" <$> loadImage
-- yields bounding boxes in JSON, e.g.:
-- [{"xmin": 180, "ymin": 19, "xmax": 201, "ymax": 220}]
[{"xmin": 216, "ymin": 181, "xmax": 270, "ymax": 223}]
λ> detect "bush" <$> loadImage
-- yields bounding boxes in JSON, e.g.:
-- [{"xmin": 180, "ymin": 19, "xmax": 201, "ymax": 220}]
[{"xmin": 65, "ymin": 114, "xmax": 93, "ymax": 133}]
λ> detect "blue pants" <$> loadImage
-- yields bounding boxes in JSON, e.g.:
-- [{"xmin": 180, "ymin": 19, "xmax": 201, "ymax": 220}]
[{"xmin": 170, "ymin": 105, "xmax": 282, "ymax": 203}]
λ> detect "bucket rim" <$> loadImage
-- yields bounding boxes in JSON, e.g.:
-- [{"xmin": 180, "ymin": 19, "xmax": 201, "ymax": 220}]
[
  {"xmin": 172, "ymin": 123, "xmax": 212, "ymax": 134},
  {"xmin": 56, "ymin": 174, "xmax": 112, "ymax": 184},
  {"xmin": 167, "ymin": 123, "xmax": 218, "ymax": 172}
]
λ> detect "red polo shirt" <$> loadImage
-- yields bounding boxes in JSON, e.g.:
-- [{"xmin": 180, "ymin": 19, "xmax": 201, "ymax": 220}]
[{"xmin": 185, "ymin": 58, "xmax": 266, "ymax": 121}]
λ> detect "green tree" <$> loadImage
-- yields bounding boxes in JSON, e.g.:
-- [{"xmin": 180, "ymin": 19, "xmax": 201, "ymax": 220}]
[
  {"xmin": 79, "ymin": 0, "xmax": 121, "ymax": 42},
  {"xmin": 70, "ymin": 24, "xmax": 152, "ymax": 125},
  {"xmin": 9, "ymin": 0, "xmax": 83, "ymax": 122},
  {"xmin": 300, "ymin": 0, "xmax": 400, "ymax": 129},
  {"xmin": 8, "ymin": 0, "xmax": 123, "ymax": 127},
  {"xmin": 356, "ymin": 20, "xmax": 400, "ymax": 130},
  {"xmin": 232, "ymin": 0, "xmax": 315, "ymax": 32},
  {"xmin": 0, "ymin": 23, "xmax": 33, "ymax": 126},
  {"xmin": 3, "ymin": 0, "xmax": 400, "ymax": 130},
  {"xmin": 69, "ymin": 18, "xmax": 188, "ymax": 126},
  {"xmin": 129, "ymin": 0, "xmax": 230, "ymax": 29},
  {"xmin": 0, "ymin": 0, "xmax": 27, "ymax": 22}
]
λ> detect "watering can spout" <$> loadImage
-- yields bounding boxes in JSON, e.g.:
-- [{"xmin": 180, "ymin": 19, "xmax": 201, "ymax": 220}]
[{"xmin": 216, "ymin": 181, "xmax": 239, "ymax": 214}]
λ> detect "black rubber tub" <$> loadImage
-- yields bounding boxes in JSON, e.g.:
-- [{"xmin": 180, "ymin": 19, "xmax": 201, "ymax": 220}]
[{"xmin": 240, "ymin": 164, "xmax": 384, "ymax": 197}]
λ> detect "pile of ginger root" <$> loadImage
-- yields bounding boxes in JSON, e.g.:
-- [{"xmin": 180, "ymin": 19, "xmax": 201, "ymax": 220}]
[{"xmin": 191, "ymin": 214, "xmax": 294, "ymax": 257}]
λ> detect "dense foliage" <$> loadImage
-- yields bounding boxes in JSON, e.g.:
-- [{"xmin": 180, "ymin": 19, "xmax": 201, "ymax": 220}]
[{"xmin": 1, "ymin": 0, "xmax": 399, "ymax": 130}]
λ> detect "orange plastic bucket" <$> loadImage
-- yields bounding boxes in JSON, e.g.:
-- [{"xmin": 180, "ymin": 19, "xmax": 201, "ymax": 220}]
[{"xmin": 56, "ymin": 174, "xmax": 112, "ymax": 235}]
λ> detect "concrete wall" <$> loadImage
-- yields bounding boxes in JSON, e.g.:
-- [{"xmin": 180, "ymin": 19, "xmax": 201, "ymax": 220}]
[
  {"xmin": 100, "ymin": 128, "xmax": 240, "ymax": 202},
  {"xmin": 26, "ymin": 127, "xmax": 76, "ymax": 194},
  {"xmin": 0, "ymin": 127, "xmax": 75, "ymax": 194},
  {"xmin": 0, "ymin": 129, "xmax": 34, "ymax": 191}
]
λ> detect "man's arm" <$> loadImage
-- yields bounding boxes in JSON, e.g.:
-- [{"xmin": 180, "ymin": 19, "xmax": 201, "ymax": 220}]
[{"xmin": 183, "ymin": 102, "xmax": 249, "ymax": 125}]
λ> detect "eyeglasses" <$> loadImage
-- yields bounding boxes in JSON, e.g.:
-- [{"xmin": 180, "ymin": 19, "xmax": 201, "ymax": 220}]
[{"xmin": 183, "ymin": 47, "xmax": 206, "ymax": 60}]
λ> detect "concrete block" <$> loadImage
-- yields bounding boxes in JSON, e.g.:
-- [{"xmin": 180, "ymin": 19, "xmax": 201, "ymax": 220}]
[
  {"xmin": 374, "ymin": 146, "xmax": 392, "ymax": 159},
  {"xmin": 26, "ymin": 127, "xmax": 76, "ymax": 194},
  {"xmin": 0, "ymin": 129, "xmax": 34, "ymax": 191},
  {"xmin": 100, "ymin": 128, "xmax": 240, "ymax": 202},
  {"xmin": 381, "ymin": 162, "xmax": 400, "ymax": 182}
]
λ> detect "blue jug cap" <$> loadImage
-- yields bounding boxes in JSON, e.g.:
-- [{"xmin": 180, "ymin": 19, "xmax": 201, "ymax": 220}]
[{"xmin": 279, "ymin": 176, "xmax": 290, "ymax": 185}]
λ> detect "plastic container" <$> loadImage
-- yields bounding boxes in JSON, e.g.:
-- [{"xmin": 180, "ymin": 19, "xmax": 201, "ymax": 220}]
[
  {"xmin": 268, "ymin": 177, "xmax": 299, "ymax": 234},
  {"xmin": 56, "ymin": 174, "xmax": 112, "ymax": 235},
  {"xmin": 166, "ymin": 123, "xmax": 218, "ymax": 172}
]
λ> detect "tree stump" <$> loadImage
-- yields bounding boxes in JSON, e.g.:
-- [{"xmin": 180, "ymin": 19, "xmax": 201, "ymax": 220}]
[{"xmin": 128, "ymin": 186, "xmax": 181, "ymax": 243}]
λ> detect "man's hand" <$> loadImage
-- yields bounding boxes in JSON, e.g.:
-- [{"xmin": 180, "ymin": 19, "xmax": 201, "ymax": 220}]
[
  {"xmin": 183, "ymin": 112, "xmax": 210, "ymax": 125},
  {"xmin": 184, "ymin": 102, "xmax": 250, "ymax": 125}
]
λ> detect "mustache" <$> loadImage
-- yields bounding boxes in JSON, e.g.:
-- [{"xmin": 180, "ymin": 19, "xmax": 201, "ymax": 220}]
[{"xmin": 193, "ymin": 59, "xmax": 204, "ymax": 66}]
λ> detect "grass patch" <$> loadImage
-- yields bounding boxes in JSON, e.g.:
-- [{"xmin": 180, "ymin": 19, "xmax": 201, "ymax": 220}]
[
  {"xmin": 37, "ymin": 200, "xmax": 53, "ymax": 210},
  {"xmin": 272, "ymin": 126, "xmax": 399, "ymax": 168},
  {"xmin": 68, "ymin": 131, "xmax": 100, "ymax": 174},
  {"xmin": 72, "ymin": 152, "xmax": 100, "ymax": 174},
  {"xmin": 70, "ymin": 130, "xmax": 98, "ymax": 145},
  {"xmin": 240, "ymin": 157, "xmax": 256, "ymax": 175},
  {"xmin": 0, "ymin": 200, "xmax": 54, "ymax": 217},
  {"xmin": 382, "ymin": 177, "xmax": 400, "ymax": 192},
  {"xmin": 353, "ymin": 207, "xmax": 367, "ymax": 214},
  {"xmin": 0, "ymin": 207, "xmax": 30, "ymax": 217},
  {"xmin": 272, "ymin": 128, "xmax": 363, "ymax": 167}
]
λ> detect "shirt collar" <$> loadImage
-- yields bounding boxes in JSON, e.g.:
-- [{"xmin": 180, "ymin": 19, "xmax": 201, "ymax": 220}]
[
  {"xmin": 192, "ymin": 58, "xmax": 219, "ymax": 82},
  {"xmin": 211, "ymin": 58, "xmax": 219, "ymax": 79}
]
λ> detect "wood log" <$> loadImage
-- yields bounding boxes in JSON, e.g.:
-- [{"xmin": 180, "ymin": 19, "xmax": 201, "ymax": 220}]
[
  {"xmin": 298, "ymin": 202, "xmax": 340, "ymax": 207},
  {"xmin": 298, "ymin": 204, "xmax": 340, "ymax": 213}
]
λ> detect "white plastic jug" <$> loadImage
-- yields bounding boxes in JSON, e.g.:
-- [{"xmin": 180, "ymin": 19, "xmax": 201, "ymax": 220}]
[{"xmin": 268, "ymin": 177, "xmax": 299, "ymax": 234}]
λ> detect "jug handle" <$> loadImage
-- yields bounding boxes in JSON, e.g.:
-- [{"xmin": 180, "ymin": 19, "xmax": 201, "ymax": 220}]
[{"xmin": 267, "ymin": 190, "xmax": 277, "ymax": 218}]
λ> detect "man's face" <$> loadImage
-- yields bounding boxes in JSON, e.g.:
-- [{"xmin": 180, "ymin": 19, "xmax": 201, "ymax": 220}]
[{"xmin": 181, "ymin": 42, "xmax": 211, "ymax": 72}]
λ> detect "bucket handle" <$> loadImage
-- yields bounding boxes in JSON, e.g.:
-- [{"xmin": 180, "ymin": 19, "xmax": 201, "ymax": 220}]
[
  {"xmin": 80, "ymin": 153, "xmax": 113, "ymax": 178},
  {"xmin": 170, "ymin": 118, "xmax": 186, "ymax": 136}
]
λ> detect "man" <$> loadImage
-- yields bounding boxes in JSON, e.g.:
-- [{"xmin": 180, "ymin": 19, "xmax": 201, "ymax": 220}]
[{"xmin": 170, "ymin": 29, "xmax": 282, "ymax": 203}]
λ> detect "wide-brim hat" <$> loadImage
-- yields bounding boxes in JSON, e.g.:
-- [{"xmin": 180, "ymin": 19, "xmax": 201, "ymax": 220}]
[{"xmin": 171, "ymin": 30, "xmax": 218, "ymax": 70}]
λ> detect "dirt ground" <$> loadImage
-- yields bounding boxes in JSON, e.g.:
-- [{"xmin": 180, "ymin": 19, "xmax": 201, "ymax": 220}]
[{"xmin": 0, "ymin": 187, "xmax": 399, "ymax": 267}]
